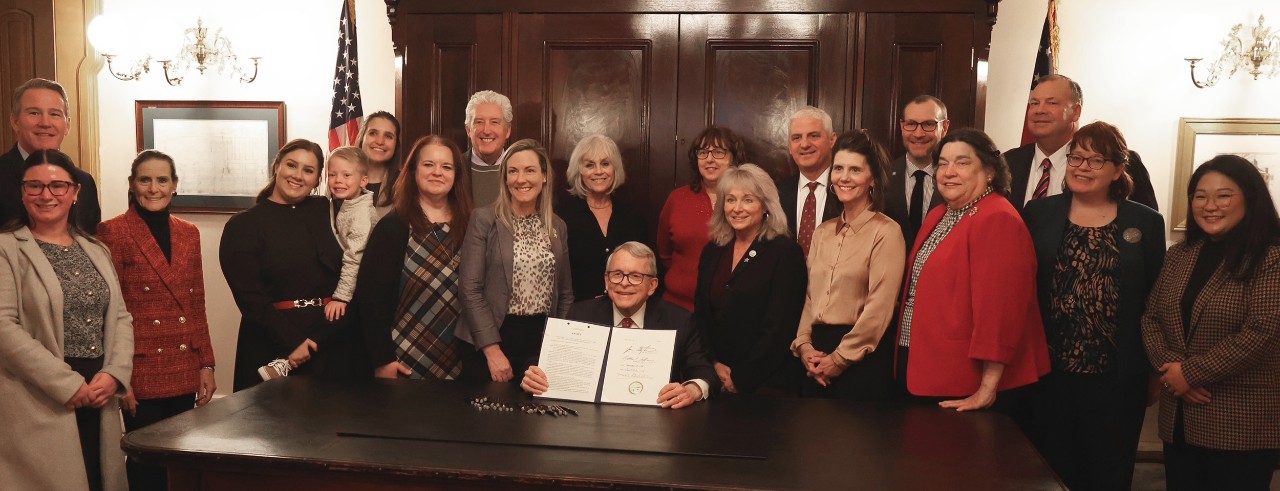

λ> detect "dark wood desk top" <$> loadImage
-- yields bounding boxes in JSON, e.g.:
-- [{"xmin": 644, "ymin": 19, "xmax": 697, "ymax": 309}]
[{"xmin": 123, "ymin": 377, "xmax": 1064, "ymax": 490}]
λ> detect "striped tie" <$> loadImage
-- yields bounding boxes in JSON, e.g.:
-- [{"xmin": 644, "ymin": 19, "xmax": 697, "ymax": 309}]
[{"xmin": 1032, "ymin": 158, "xmax": 1052, "ymax": 200}]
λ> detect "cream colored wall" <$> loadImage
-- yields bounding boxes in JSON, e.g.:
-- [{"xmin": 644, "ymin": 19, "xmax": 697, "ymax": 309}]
[
  {"xmin": 93, "ymin": 0, "xmax": 1279, "ymax": 393},
  {"xmin": 94, "ymin": 0, "xmax": 395, "ymax": 394},
  {"xmin": 987, "ymin": 0, "xmax": 1280, "ymax": 232}
]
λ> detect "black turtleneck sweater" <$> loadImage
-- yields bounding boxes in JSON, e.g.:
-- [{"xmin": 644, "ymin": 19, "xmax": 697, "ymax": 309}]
[{"xmin": 135, "ymin": 204, "xmax": 172, "ymax": 262}]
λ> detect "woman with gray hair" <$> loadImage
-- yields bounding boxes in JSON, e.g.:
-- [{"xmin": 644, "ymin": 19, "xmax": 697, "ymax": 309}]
[
  {"xmin": 693, "ymin": 164, "xmax": 807, "ymax": 395},
  {"xmin": 556, "ymin": 134, "xmax": 648, "ymax": 301}
]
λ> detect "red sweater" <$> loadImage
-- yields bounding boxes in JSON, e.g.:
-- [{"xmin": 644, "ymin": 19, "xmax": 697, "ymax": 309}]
[
  {"xmin": 899, "ymin": 194, "xmax": 1050, "ymax": 397},
  {"xmin": 657, "ymin": 186, "xmax": 714, "ymax": 311},
  {"xmin": 99, "ymin": 208, "xmax": 215, "ymax": 399}
]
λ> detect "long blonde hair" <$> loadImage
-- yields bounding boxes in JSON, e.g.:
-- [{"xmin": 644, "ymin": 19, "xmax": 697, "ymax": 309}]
[
  {"xmin": 493, "ymin": 138, "xmax": 556, "ymax": 238},
  {"xmin": 708, "ymin": 164, "xmax": 790, "ymax": 246}
]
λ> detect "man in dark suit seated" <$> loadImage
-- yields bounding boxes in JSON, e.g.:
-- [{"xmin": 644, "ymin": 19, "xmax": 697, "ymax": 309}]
[
  {"xmin": 520, "ymin": 241, "xmax": 720, "ymax": 409},
  {"xmin": 2, "ymin": 78, "xmax": 100, "ymax": 232},
  {"xmin": 1002, "ymin": 74, "xmax": 1158, "ymax": 212}
]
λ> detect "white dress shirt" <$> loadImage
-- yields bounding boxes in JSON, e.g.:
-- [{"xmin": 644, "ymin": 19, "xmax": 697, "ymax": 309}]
[
  {"xmin": 1022, "ymin": 144, "xmax": 1069, "ymax": 205},
  {"xmin": 903, "ymin": 155, "xmax": 937, "ymax": 215},
  {"xmin": 794, "ymin": 170, "xmax": 831, "ymax": 228}
]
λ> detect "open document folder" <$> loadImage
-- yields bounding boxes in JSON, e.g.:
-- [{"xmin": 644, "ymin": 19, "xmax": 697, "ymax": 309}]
[{"xmin": 535, "ymin": 317, "xmax": 676, "ymax": 406}]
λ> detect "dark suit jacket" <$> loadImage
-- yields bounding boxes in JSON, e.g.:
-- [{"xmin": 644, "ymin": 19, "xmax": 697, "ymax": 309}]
[
  {"xmin": 0, "ymin": 145, "xmax": 101, "ymax": 233},
  {"xmin": 694, "ymin": 235, "xmax": 807, "ymax": 393},
  {"xmin": 884, "ymin": 155, "xmax": 944, "ymax": 250},
  {"xmin": 1141, "ymin": 242, "xmax": 1280, "ymax": 451},
  {"xmin": 1021, "ymin": 194, "xmax": 1165, "ymax": 384},
  {"xmin": 564, "ymin": 297, "xmax": 720, "ymax": 393},
  {"xmin": 776, "ymin": 173, "xmax": 841, "ymax": 238},
  {"xmin": 1003, "ymin": 142, "xmax": 1158, "ymax": 213}
]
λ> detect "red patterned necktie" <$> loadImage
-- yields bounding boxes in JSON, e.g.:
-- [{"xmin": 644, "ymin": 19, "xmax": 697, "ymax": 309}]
[
  {"xmin": 1032, "ymin": 158, "xmax": 1052, "ymax": 200},
  {"xmin": 798, "ymin": 181, "xmax": 819, "ymax": 256},
  {"xmin": 620, "ymin": 317, "xmax": 635, "ymax": 329}
]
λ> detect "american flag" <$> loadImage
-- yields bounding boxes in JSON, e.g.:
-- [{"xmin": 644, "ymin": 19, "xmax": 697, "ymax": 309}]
[
  {"xmin": 1021, "ymin": 0, "xmax": 1059, "ymax": 145},
  {"xmin": 328, "ymin": 0, "xmax": 363, "ymax": 150}
]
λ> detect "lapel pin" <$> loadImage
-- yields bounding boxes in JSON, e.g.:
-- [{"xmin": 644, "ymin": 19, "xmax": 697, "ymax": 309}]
[{"xmin": 1123, "ymin": 228, "xmax": 1142, "ymax": 243}]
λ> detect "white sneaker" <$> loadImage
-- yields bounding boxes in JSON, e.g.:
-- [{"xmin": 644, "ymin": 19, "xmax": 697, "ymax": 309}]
[{"xmin": 258, "ymin": 359, "xmax": 292, "ymax": 381}]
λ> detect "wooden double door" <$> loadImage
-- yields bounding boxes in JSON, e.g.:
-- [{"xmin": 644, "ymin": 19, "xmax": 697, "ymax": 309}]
[{"xmin": 394, "ymin": 5, "xmax": 983, "ymax": 224}]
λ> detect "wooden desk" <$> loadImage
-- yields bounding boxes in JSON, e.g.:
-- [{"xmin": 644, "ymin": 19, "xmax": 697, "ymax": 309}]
[{"xmin": 122, "ymin": 377, "xmax": 1064, "ymax": 490}]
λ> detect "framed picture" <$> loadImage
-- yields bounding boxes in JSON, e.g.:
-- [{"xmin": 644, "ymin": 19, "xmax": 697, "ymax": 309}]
[
  {"xmin": 135, "ymin": 100, "xmax": 286, "ymax": 212},
  {"xmin": 1171, "ymin": 118, "xmax": 1280, "ymax": 232}
]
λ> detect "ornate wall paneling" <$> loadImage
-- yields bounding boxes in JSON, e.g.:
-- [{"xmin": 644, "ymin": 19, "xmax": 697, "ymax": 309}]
[
  {"xmin": 860, "ymin": 13, "xmax": 977, "ymax": 158},
  {"xmin": 389, "ymin": 0, "xmax": 998, "ymax": 223},
  {"xmin": 515, "ymin": 14, "xmax": 679, "ymax": 231},
  {"xmin": 0, "ymin": 0, "xmax": 55, "ymax": 151}
]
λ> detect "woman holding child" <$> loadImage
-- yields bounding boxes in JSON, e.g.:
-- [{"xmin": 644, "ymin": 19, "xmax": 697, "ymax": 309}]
[
  {"xmin": 220, "ymin": 139, "xmax": 364, "ymax": 391},
  {"xmin": 357, "ymin": 136, "xmax": 473, "ymax": 379}
]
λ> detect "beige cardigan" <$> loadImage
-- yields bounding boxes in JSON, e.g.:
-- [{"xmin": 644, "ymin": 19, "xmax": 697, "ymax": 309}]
[{"xmin": 0, "ymin": 226, "xmax": 134, "ymax": 490}]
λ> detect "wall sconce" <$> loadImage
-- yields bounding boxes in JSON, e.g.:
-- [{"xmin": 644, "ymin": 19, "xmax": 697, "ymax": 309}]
[
  {"xmin": 1185, "ymin": 15, "xmax": 1279, "ymax": 88},
  {"xmin": 90, "ymin": 16, "xmax": 261, "ymax": 86}
]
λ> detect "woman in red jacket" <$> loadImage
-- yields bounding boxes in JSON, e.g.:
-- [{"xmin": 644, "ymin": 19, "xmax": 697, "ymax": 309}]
[
  {"xmin": 98, "ymin": 150, "xmax": 215, "ymax": 490},
  {"xmin": 895, "ymin": 129, "xmax": 1049, "ymax": 426}
]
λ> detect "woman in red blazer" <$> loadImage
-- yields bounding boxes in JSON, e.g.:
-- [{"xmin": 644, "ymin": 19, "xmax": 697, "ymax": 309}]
[
  {"xmin": 895, "ymin": 129, "xmax": 1049, "ymax": 423},
  {"xmin": 98, "ymin": 150, "xmax": 215, "ymax": 490}
]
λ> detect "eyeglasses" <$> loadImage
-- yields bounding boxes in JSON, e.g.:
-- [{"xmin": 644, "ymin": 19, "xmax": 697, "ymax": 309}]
[
  {"xmin": 21, "ymin": 180, "xmax": 75, "ymax": 197},
  {"xmin": 605, "ymin": 270, "xmax": 655, "ymax": 286},
  {"xmin": 1066, "ymin": 154, "xmax": 1112, "ymax": 170},
  {"xmin": 1191, "ymin": 193, "xmax": 1236, "ymax": 208},
  {"xmin": 696, "ymin": 148, "xmax": 729, "ymax": 160},
  {"xmin": 899, "ymin": 119, "xmax": 945, "ymax": 132}
]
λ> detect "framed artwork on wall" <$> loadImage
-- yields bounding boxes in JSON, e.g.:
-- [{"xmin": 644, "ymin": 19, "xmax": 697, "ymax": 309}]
[
  {"xmin": 1171, "ymin": 117, "xmax": 1280, "ymax": 232},
  {"xmin": 136, "ymin": 100, "xmax": 286, "ymax": 212}
]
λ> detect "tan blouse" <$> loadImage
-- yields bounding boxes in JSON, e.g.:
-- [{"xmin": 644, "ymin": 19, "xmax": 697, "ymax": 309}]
[{"xmin": 790, "ymin": 210, "xmax": 906, "ymax": 369}]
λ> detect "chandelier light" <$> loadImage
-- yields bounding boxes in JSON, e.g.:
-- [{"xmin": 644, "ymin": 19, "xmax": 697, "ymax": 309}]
[{"xmin": 1185, "ymin": 15, "xmax": 1279, "ymax": 88}]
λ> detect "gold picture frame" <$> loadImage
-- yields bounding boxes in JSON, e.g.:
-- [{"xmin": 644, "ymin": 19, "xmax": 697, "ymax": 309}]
[{"xmin": 1171, "ymin": 118, "xmax": 1280, "ymax": 233}]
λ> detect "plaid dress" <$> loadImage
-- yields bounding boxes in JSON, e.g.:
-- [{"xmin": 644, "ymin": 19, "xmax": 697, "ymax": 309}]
[{"xmin": 393, "ymin": 223, "xmax": 463, "ymax": 379}]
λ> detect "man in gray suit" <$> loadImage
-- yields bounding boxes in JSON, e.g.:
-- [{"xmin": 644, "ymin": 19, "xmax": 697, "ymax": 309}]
[
  {"xmin": 885, "ymin": 95, "xmax": 948, "ymax": 249},
  {"xmin": 464, "ymin": 90, "xmax": 513, "ymax": 207}
]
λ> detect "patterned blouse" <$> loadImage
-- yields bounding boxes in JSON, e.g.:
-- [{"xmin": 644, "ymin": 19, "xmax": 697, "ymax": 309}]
[
  {"xmin": 394, "ymin": 223, "xmax": 464, "ymax": 379},
  {"xmin": 1047, "ymin": 222, "xmax": 1121, "ymax": 373},
  {"xmin": 899, "ymin": 189, "xmax": 990, "ymax": 347},
  {"xmin": 37, "ymin": 239, "xmax": 109, "ymax": 358},
  {"xmin": 509, "ymin": 214, "xmax": 555, "ymax": 316}
]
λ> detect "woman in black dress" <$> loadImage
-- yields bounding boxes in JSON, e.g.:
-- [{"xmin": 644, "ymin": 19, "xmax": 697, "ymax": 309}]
[
  {"xmin": 220, "ymin": 139, "xmax": 363, "ymax": 390},
  {"xmin": 556, "ymin": 134, "xmax": 648, "ymax": 301}
]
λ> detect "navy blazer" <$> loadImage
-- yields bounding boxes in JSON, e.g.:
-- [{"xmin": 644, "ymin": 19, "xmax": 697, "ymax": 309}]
[
  {"xmin": 0, "ymin": 145, "xmax": 101, "ymax": 233},
  {"xmin": 1021, "ymin": 194, "xmax": 1165, "ymax": 381},
  {"xmin": 564, "ymin": 296, "xmax": 720, "ymax": 393},
  {"xmin": 694, "ymin": 235, "xmax": 807, "ymax": 393},
  {"xmin": 776, "ymin": 173, "xmax": 841, "ymax": 238},
  {"xmin": 1003, "ymin": 142, "xmax": 1159, "ymax": 213},
  {"xmin": 884, "ymin": 154, "xmax": 944, "ymax": 250}
]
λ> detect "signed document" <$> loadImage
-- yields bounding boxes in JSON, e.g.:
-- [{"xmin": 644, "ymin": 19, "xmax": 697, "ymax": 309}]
[
  {"xmin": 600, "ymin": 328, "xmax": 676, "ymax": 406},
  {"xmin": 536, "ymin": 319, "xmax": 612, "ymax": 402}
]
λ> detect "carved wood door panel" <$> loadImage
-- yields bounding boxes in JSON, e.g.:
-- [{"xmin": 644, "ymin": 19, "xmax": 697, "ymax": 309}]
[
  {"xmin": 861, "ymin": 13, "xmax": 976, "ymax": 159},
  {"xmin": 675, "ymin": 14, "xmax": 850, "ymax": 184},
  {"xmin": 514, "ymin": 13, "xmax": 680, "ymax": 227}
]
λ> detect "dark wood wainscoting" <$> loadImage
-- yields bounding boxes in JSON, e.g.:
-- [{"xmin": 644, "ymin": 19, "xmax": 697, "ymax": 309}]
[{"xmin": 389, "ymin": 0, "xmax": 999, "ymax": 223}]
